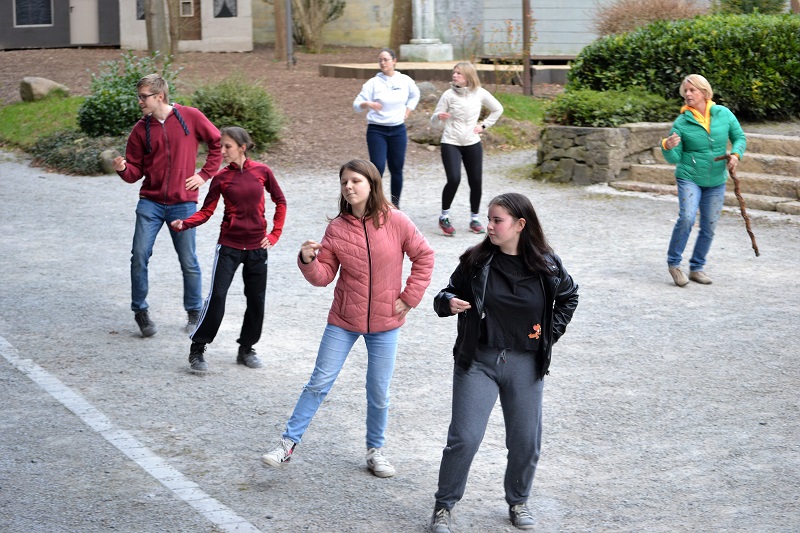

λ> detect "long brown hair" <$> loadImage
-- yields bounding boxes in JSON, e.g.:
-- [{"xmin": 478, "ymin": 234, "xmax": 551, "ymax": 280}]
[
  {"xmin": 337, "ymin": 159, "xmax": 393, "ymax": 228},
  {"xmin": 460, "ymin": 193, "xmax": 554, "ymax": 275}
]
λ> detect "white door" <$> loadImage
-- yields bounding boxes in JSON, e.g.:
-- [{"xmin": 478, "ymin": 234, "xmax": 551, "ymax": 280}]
[{"xmin": 69, "ymin": 0, "xmax": 99, "ymax": 45}]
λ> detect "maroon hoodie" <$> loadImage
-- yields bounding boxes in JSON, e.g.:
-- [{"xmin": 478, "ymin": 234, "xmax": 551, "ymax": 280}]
[{"xmin": 117, "ymin": 104, "xmax": 222, "ymax": 205}]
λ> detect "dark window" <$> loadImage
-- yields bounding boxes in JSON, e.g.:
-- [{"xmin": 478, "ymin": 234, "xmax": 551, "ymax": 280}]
[
  {"xmin": 137, "ymin": 0, "xmax": 145, "ymax": 21},
  {"xmin": 15, "ymin": 0, "xmax": 53, "ymax": 26},
  {"xmin": 214, "ymin": 0, "xmax": 237, "ymax": 18}
]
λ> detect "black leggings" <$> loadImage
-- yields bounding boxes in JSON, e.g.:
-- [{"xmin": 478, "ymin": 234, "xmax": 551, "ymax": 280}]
[{"xmin": 440, "ymin": 142, "xmax": 483, "ymax": 214}]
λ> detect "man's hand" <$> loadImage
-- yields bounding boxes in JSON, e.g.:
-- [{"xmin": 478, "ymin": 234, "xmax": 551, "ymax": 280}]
[
  {"xmin": 112, "ymin": 156, "xmax": 127, "ymax": 172},
  {"xmin": 185, "ymin": 173, "xmax": 204, "ymax": 191}
]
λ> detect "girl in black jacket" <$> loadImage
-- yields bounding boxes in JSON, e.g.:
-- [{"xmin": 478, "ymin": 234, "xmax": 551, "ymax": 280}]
[{"xmin": 429, "ymin": 192, "xmax": 579, "ymax": 533}]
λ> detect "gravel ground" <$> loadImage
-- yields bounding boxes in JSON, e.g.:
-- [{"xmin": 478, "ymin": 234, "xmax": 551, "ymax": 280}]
[{"xmin": 1, "ymin": 142, "xmax": 799, "ymax": 533}]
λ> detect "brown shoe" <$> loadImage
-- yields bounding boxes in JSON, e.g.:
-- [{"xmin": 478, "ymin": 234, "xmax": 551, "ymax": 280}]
[
  {"xmin": 668, "ymin": 267, "xmax": 689, "ymax": 287},
  {"xmin": 689, "ymin": 271, "xmax": 712, "ymax": 284}
]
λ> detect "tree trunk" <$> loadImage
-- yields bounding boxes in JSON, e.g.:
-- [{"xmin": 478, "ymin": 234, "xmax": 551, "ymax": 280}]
[
  {"xmin": 792, "ymin": 0, "xmax": 800, "ymax": 14},
  {"xmin": 145, "ymin": 0, "xmax": 171, "ymax": 55},
  {"xmin": 274, "ymin": 0, "xmax": 287, "ymax": 62},
  {"xmin": 166, "ymin": 0, "xmax": 179, "ymax": 56},
  {"xmin": 390, "ymin": 0, "xmax": 412, "ymax": 51}
]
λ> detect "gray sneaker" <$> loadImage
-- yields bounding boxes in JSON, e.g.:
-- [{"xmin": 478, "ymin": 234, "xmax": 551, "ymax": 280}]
[
  {"xmin": 237, "ymin": 345, "xmax": 263, "ymax": 368},
  {"xmin": 430, "ymin": 507, "xmax": 453, "ymax": 533},
  {"xmin": 186, "ymin": 310, "xmax": 201, "ymax": 333},
  {"xmin": 366, "ymin": 447, "xmax": 396, "ymax": 477},
  {"xmin": 509, "ymin": 503, "xmax": 535, "ymax": 530},
  {"xmin": 134, "ymin": 310, "xmax": 157, "ymax": 337},
  {"xmin": 189, "ymin": 342, "xmax": 208, "ymax": 373},
  {"xmin": 262, "ymin": 438, "xmax": 296, "ymax": 467}
]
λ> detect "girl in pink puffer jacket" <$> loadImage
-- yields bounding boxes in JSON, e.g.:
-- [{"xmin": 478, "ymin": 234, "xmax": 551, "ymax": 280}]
[{"xmin": 262, "ymin": 159, "xmax": 434, "ymax": 478}]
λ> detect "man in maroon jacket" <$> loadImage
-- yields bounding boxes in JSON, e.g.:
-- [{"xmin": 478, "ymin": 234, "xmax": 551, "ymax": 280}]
[{"xmin": 112, "ymin": 74, "xmax": 221, "ymax": 338}]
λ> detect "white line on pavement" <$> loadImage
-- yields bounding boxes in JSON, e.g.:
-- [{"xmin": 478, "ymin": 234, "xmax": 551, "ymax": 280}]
[{"xmin": 0, "ymin": 335, "xmax": 263, "ymax": 533}]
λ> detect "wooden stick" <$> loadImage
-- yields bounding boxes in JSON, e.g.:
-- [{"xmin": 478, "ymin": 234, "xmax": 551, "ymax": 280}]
[{"xmin": 715, "ymin": 154, "xmax": 760, "ymax": 257}]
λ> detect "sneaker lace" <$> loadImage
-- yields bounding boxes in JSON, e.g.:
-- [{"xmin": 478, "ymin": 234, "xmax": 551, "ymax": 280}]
[
  {"xmin": 433, "ymin": 508, "xmax": 451, "ymax": 526},
  {"xmin": 369, "ymin": 449, "xmax": 390, "ymax": 468},
  {"xmin": 512, "ymin": 504, "xmax": 533, "ymax": 521}
]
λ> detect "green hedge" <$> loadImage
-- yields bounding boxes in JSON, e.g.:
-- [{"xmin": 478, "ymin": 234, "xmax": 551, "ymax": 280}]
[
  {"xmin": 192, "ymin": 73, "xmax": 283, "ymax": 151},
  {"xmin": 568, "ymin": 14, "xmax": 800, "ymax": 120},
  {"xmin": 545, "ymin": 88, "xmax": 676, "ymax": 127}
]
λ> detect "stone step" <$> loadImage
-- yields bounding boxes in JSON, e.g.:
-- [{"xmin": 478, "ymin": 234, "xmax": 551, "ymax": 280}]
[
  {"xmin": 649, "ymin": 150, "xmax": 800, "ymax": 177},
  {"xmin": 609, "ymin": 180, "xmax": 800, "ymax": 213},
  {"xmin": 628, "ymin": 164, "xmax": 800, "ymax": 199},
  {"xmin": 744, "ymin": 133, "xmax": 800, "ymax": 157}
]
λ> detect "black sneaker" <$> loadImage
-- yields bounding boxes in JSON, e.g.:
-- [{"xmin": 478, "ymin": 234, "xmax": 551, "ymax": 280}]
[
  {"xmin": 189, "ymin": 342, "xmax": 208, "ymax": 373},
  {"xmin": 237, "ymin": 345, "xmax": 263, "ymax": 369},
  {"xmin": 186, "ymin": 310, "xmax": 201, "ymax": 333},
  {"xmin": 509, "ymin": 503, "xmax": 535, "ymax": 530},
  {"xmin": 134, "ymin": 310, "xmax": 157, "ymax": 337}
]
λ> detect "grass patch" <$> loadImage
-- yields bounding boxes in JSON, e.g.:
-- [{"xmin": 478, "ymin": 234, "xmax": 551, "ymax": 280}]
[
  {"xmin": 495, "ymin": 92, "xmax": 548, "ymax": 125},
  {"xmin": 0, "ymin": 96, "xmax": 83, "ymax": 147},
  {"xmin": 0, "ymin": 95, "xmax": 85, "ymax": 150}
]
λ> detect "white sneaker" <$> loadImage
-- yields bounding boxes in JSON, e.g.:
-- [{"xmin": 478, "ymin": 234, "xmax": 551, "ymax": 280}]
[
  {"xmin": 366, "ymin": 447, "xmax": 396, "ymax": 477},
  {"xmin": 261, "ymin": 438, "xmax": 296, "ymax": 467}
]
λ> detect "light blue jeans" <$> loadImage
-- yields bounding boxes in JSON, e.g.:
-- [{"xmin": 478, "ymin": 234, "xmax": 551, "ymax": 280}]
[
  {"xmin": 283, "ymin": 324, "xmax": 399, "ymax": 449},
  {"xmin": 667, "ymin": 179, "xmax": 726, "ymax": 272},
  {"xmin": 131, "ymin": 198, "xmax": 203, "ymax": 313}
]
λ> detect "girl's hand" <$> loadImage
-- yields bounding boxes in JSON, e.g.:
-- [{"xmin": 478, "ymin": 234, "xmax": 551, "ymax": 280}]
[
  {"xmin": 437, "ymin": 112, "xmax": 451, "ymax": 121},
  {"xmin": 395, "ymin": 298, "xmax": 411, "ymax": 318},
  {"xmin": 261, "ymin": 236, "xmax": 274, "ymax": 249},
  {"xmin": 300, "ymin": 240, "xmax": 322, "ymax": 263},
  {"xmin": 170, "ymin": 220, "xmax": 184, "ymax": 231},
  {"xmin": 449, "ymin": 297, "xmax": 472, "ymax": 315},
  {"xmin": 112, "ymin": 156, "xmax": 127, "ymax": 172}
]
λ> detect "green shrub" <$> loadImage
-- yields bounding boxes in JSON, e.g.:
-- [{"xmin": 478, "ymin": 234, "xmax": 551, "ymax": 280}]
[
  {"xmin": 192, "ymin": 73, "xmax": 283, "ymax": 151},
  {"xmin": 568, "ymin": 14, "xmax": 800, "ymax": 120},
  {"xmin": 545, "ymin": 88, "xmax": 676, "ymax": 127},
  {"xmin": 31, "ymin": 129, "xmax": 126, "ymax": 175},
  {"xmin": 78, "ymin": 51, "xmax": 182, "ymax": 138}
]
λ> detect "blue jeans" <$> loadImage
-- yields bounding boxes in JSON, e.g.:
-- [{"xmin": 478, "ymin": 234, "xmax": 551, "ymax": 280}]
[
  {"xmin": 366, "ymin": 123, "xmax": 407, "ymax": 207},
  {"xmin": 283, "ymin": 324, "xmax": 399, "ymax": 449},
  {"xmin": 131, "ymin": 198, "xmax": 203, "ymax": 313},
  {"xmin": 667, "ymin": 179, "xmax": 726, "ymax": 272}
]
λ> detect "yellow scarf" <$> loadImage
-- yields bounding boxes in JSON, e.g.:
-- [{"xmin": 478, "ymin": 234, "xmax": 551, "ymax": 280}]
[{"xmin": 680, "ymin": 100, "xmax": 715, "ymax": 133}]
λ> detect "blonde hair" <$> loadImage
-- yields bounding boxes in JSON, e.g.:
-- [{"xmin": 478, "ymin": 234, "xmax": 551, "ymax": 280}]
[
  {"xmin": 454, "ymin": 61, "xmax": 481, "ymax": 91},
  {"xmin": 137, "ymin": 74, "xmax": 170, "ymax": 102},
  {"xmin": 680, "ymin": 74, "xmax": 713, "ymax": 100}
]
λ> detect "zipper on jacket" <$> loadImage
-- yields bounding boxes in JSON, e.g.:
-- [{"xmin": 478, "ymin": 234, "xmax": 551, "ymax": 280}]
[
  {"xmin": 162, "ymin": 120, "xmax": 172, "ymax": 202},
  {"xmin": 362, "ymin": 218, "xmax": 373, "ymax": 333}
]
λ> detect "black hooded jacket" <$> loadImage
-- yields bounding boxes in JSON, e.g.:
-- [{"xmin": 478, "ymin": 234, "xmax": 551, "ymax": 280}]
[{"xmin": 433, "ymin": 252, "xmax": 579, "ymax": 379}]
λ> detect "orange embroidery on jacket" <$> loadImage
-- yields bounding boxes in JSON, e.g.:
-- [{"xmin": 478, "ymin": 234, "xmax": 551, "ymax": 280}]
[{"xmin": 528, "ymin": 324, "xmax": 541, "ymax": 339}]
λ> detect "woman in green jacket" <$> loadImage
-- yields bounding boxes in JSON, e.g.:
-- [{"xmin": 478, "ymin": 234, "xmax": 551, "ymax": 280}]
[{"xmin": 661, "ymin": 74, "xmax": 746, "ymax": 286}]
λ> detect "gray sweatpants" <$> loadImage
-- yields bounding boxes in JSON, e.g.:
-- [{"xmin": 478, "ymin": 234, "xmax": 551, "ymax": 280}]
[{"xmin": 434, "ymin": 345, "xmax": 544, "ymax": 510}]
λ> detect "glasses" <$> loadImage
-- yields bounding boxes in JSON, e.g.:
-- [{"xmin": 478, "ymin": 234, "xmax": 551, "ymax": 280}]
[
  {"xmin": 378, "ymin": 58, "xmax": 393, "ymax": 63},
  {"xmin": 136, "ymin": 93, "xmax": 156, "ymax": 101}
]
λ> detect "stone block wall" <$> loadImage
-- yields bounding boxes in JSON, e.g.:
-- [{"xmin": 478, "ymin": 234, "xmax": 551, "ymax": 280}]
[{"xmin": 535, "ymin": 122, "xmax": 672, "ymax": 185}]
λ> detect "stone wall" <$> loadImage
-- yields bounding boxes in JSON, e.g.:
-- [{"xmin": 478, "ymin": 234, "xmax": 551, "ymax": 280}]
[{"xmin": 535, "ymin": 122, "xmax": 672, "ymax": 185}]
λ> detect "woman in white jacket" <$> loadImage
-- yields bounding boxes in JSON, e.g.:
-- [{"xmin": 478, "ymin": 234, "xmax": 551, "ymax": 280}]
[
  {"xmin": 353, "ymin": 48, "xmax": 420, "ymax": 209},
  {"xmin": 431, "ymin": 62, "xmax": 503, "ymax": 236}
]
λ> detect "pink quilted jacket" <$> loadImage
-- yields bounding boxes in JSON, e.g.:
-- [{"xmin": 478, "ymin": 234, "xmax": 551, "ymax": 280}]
[{"xmin": 298, "ymin": 209, "xmax": 434, "ymax": 334}]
